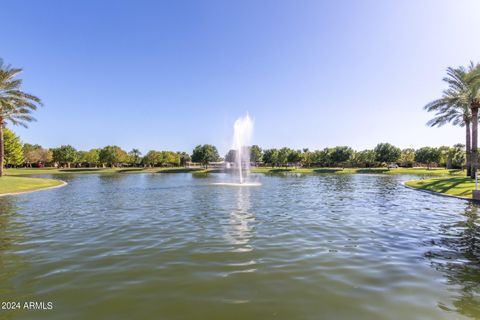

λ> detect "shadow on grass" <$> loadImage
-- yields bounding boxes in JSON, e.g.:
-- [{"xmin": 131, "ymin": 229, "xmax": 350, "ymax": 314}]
[
  {"xmin": 59, "ymin": 168, "xmax": 103, "ymax": 172},
  {"xmin": 268, "ymin": 168, "xmax": 294, "ymax": 173},
  {"xmin": 117, "ymin": 168, "xmax": 145, "ymax": 173},
  {"xmin": 355, "ymin": 168, "xmax": 389, "ymax": 174},
  {"xmin": 411, "ymin": 168, "xmax": 464, "ymax": 175},
  {"xmin": 156, "ymin": 168, "xmax": 205, "ymax": 174},
  {"xmin": 418, "ymin": 177, "xmax": 473, "ymax": 195},
  {"xmin": 311, "ymin": 168, "xmax": 344, "ymax": 173},
  {"xmin": 448, "ymin": 169, "xmax": 464, "ymax": 175}
]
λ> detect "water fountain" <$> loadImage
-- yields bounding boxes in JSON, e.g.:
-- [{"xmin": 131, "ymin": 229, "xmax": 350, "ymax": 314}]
[
  {"xmin": 232, "ymin": 114, "xmax": 253, "ymax": 184},
  {"xmin": 213, "ymin": 113, "xmax": 260, "ymax": 186}
]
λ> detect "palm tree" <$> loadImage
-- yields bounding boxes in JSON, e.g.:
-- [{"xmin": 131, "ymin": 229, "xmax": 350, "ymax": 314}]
[
  {"xmin": 464, "ymin": 62, "xmax": 480, "ymax": 178},
  {"xmin": 425, "ymin": 67, "xmax": 473, "ymax": 176},
  {"xmin": 0, "ymin": 59, "xmax": 42, "ymax": 176}
]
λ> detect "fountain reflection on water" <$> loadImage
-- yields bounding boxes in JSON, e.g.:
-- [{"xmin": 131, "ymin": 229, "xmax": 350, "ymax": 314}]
[{"xmin": 224, "ymin": 187, "xmax": 255, "ymax": 253}]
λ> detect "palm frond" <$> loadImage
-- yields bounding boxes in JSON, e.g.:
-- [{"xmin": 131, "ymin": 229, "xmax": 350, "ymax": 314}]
[
  {"xmin": 0, "ymin": 60, "xmax": 42, "ymax": 126},
  {"xmin": 424, "ymin": 65, "xmax": 475, "ymax": 128}
]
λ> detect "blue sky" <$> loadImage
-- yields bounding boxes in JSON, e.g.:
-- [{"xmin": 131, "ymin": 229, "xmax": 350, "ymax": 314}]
[{"xmin": 3, "ymin": 0, "xmax": 480, "ymax": 155}]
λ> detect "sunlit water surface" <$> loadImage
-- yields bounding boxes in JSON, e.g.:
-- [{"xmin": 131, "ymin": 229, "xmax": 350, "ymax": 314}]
[{"xmin": 0, "ymin": 173, "xmax": 479, "ymax": 319}]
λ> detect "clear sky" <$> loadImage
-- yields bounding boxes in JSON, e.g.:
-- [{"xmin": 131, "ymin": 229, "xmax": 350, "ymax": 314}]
[{"xmin": 3, "ymin": 0, "xmax": 480, "ymax": 155}]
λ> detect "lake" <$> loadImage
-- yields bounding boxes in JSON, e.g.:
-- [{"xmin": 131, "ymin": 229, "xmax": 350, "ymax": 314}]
[{"xmin": 0, "ymin": 173, "xmax": 479, "ymax": 319}]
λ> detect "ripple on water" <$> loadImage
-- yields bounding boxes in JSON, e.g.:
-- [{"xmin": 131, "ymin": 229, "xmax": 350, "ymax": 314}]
[{"xmin": 0, "ymin": 173, "xmax": 478, "ymax": 320}]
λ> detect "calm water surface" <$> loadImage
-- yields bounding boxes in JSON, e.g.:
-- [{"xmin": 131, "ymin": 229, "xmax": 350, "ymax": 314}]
[{"xmin": 0, "ymin": 173, "xmax": 479, "ymax": 319}]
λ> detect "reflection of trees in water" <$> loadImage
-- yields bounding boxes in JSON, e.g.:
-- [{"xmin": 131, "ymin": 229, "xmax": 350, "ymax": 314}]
[
  {"xmin": 426, "ymin": 203, "xmax": 480, "ymax": 318},
  {"xmin": 370, "ymin": 175, "xmax": 399, "ymax": 205},
  {"xmin": 98, "ymin": 173, "xmax": 130, "ymax": 182},
  {"xmin": 327, "ymin": 174, "xmax": 353, "ymax": 193},
  {"xmin": 0, "ymin": 197, "xmax": 29, "ymax": 319}
]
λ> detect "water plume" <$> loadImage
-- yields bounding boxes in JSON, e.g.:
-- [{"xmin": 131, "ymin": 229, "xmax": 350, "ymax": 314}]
[{"xmin": 232, "ymin": 113, "xmax": 254, "ymax": 184}]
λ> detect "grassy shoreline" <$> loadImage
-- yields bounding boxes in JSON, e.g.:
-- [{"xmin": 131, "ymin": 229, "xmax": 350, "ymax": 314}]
[
  {"xmin": 404, "ymin": 176, "xmax": 475, "ymax": 200},
  {"xmin": 0, "ymin": 176, "xmax": 66, "ymax": 196}
]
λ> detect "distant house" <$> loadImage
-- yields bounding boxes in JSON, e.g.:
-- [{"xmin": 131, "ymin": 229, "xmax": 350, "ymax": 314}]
[
  {"xmin": 186, "ymin": 161, "xmax": 226, "ymax": 169},
  {"xmin": 208, "ymin": 161, "xmax": 226, "ymax": 168}
]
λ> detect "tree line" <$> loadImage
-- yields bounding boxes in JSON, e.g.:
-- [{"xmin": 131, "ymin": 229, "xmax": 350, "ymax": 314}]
[
  {"xmin": 8, "ymin": 139, "xmax": 193, "ymax": 168},
  {"xmin": 228, "ymin": 143, "xmax": 464, "ymax": 169},
  {"xmin": 2, "ymin": 129, "xmax": 466, "ymax": 170},
  {"xmin": 3, "ymin": 134, "xmax": 219, "ymax": 169}
]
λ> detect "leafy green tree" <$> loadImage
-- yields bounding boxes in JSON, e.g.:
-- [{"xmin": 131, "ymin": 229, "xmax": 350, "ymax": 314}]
[
  {"xmin": 262, "ymin": 149, "xmax": 278, "ymax": 167},
  {"xmin": 329, "ymin": 146, "xmax": 353, "ymax": 167},
  {"xmin": 437, "ymin": 146, "xmax": 452, "ymax": 168},
  {"xmin": 42, "ymin": 149, "xmax": 53, "ymax": 165},
  {"xmin": 353, "ymin": 149, "xmax": 376, "ymax": 167},
  {"xmin": 287, "ymin": 149, "xmax": 303, "ymax": 168},
  {"xmin": 3, "ymin": 128, "xmax": 24, "ymax": 166},
  {"xmin": 225, "ymin": 146, "xmax": 250, "ymax": 165},
  {"xmin": 0, "ymin": 59, "xmax": 42, "ymax": 176},
  {"xmin": 451, "ymin": 144, "xmax": 466, "ymax": 169},
  {"xmin": 415, "ymin": 147, "xmax": 441, "ymax": 169},
  {"xmin": 374, "ymin": 143, "xmax": 401, "ymax": 166},
  {"xmin": 177, "ymin": 152, "xmax": 191, "ymax": 167},
  {"xmin": 76, "ymin": 151, "xmax": 87, "ymax": 165},
  {"xmin": 128, "ymin": 149, "xmax": 142, "ymax": 166},
  {"xmin": 191, "ymin": 144, "xmax": 220, "ymax": 168},
  {"xmin": 143, "ymin": 150, "xmax": 162, "ymax": 167},
  {"xmin": 84, "ymin": 149, "xmax": 100, "ymax": 167},
  {"xmin": 438, "ymin": 144, "xmax": 466, "ymax": 169},
  {"xmin": 52, "ymin": 145, "xmax": 78, "ymax": 168},
  {"xmin": 225, "ymin": 149, "xmax": 237, "ymax": 163},
  {"xmin": 99, "ymin": 145, "xmax": 127, "ymax": 167},
  {"xmin": 30, "ymin": 148, "xmax": 52, "ymax": 166},
  {"xmin": 157, "ymin": 151, "xmax": 167, "ymax": 166},
  {"xmin": 23, "ymin": 143, "xmax": 42, "ymax": 166},
  {"xmin": 163, "ymin": 151, "xmax": 180, "ymax": 167},
  {"xmin": 23, "ymin": 143, "xmax": 41, "ymax": 154},
  {"xmin": 399, "ymin": 148, "xmax": 416, "ymax": 167},
  {"xmin": 312, "ymin": 148, "xmax": 332, "ymax": 166},
  {"xmin": 301, "ymin": 148, "xmax": 313, "ymax": 167},
  {"xmin": 277, "ymin": 147, "xmax": 292, "ymax": 168},
  {"xmin": 250, "ymin": 145, "xmax": 263, "ymax": 165}
]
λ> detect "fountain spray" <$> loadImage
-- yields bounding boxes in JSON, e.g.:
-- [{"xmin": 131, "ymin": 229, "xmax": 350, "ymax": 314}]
[{"xmin": 232, "ymin": 113, "xmax": 254, "ymax": 184}]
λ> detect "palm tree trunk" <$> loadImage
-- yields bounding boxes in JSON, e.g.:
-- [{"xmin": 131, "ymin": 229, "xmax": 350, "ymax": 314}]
[
  {"xmin": 471, "ymin": 105, "xmax": 478, "ymax": 179},
  {"xmin": 0, "ymin": 119, "xmax": 3, "ymax": 177},
  {"xmin": 466, "ymin": 121, "xmax": 472, "ymax": 177}
]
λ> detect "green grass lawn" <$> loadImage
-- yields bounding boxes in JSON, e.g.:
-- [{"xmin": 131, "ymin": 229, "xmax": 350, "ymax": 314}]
[
  {"xmin": 404, "ymin": 176, "xmax": 475, "ymax": 199},
  {"xmin": 0, "ymin": 176, "xmax": 65, "ymax": 195}
]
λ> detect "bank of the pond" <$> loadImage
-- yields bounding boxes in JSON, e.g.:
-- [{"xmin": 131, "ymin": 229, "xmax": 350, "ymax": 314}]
[
  {"xmin": 6, "ymin": 167, "xmax": 463, "ymax": 176},
  {"xmin": 0, "ymin": 176, "xmax": 66, "ymax": 196},
  {"xmin": 251, "ymin": 167, "xmax": 463, "ymax": 175},
  {"xmin": 404, "ymin": 176, "xmax": 475, "ymax": 200}
]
